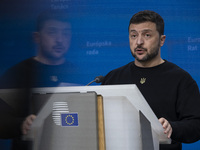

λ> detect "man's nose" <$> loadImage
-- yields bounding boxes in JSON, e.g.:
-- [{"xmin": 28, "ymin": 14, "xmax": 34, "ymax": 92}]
[
  {"xmin": 56, "ymin": 33, "xmax": 64, "ymax": 42},
  {"xmin": 136, "ymin": 35, "xmax": 144, "ymax": 45}
]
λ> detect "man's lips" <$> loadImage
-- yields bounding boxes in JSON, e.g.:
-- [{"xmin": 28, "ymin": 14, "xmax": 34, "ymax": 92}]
[
  {"xmin": 135, "ymin": 48, "xmax": 146, "ymax": 54},
  {"xmin": 53, "ymin": 46, "xmax": 65, "ymax": 52}
]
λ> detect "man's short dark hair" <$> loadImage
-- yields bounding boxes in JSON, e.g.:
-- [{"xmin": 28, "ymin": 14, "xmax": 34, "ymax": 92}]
[
  {"xmin": 36, "ymin": 9, "xmax": 71, "ymax": 31},
  {"xmin": 129, "ymin": 10, "xmax": 164, "ymax": 36}
]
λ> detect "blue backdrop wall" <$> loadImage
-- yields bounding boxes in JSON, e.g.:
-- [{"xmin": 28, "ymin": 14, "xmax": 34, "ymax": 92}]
[{"xmin": 0, "ymin": 0, "xmax": 200, "ymax": 149}]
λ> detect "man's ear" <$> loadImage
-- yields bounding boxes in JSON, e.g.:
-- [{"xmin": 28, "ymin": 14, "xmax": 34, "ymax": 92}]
[
  {"xmin": 33, "ymin": 32, "xmax": 40, "ymax": 44},
  {"xmin": 160, "ymin": 35, "xmax": 166, "ymax": 47}
]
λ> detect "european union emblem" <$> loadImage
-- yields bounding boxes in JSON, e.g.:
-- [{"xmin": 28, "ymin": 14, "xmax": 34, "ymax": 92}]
[{"xmin": 61, "ymin": 113, "xmax": 79, "ymax": 126}]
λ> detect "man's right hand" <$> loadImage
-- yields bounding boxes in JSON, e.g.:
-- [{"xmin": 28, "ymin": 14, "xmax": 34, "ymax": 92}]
[{"xmin": 22, "ymin": 114, "xmax": 36, "ymax": 135}]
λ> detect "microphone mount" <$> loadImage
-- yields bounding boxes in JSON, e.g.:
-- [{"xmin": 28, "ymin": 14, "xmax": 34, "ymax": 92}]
[{"xmin": 86, "ymin": 75, "xmax": 105, "ymax": 86}]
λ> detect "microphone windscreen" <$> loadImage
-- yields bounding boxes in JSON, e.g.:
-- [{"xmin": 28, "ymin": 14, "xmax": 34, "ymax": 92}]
[{"xmin": 95, "ymin": 75, "xmax": 105, "ymax": 83}]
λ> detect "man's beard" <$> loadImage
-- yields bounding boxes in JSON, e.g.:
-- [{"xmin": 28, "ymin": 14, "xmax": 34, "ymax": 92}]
[
  {"xmin": 40, "ymin": 45, "xmax": 67, "ymax": 61},
  {"xmin": 131, "ymin": 43, "xmax": 160, "ymax": 62}
]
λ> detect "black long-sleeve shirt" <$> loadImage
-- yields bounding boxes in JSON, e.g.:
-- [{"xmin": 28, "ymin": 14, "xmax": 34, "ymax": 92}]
[{"xmin": 102, "ymin": 60, "xmax": 200, "ymax": 150}]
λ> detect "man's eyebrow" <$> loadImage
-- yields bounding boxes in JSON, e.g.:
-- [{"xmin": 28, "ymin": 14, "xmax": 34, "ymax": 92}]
[
  {"xmin": 142, "ymin": 29, "xmax": 153, "ymax": 32},
  {"xmin": 129, "ymin": 29, "xmax": 136, "ymax": 32},
  {"xmin": 46, "ymin": 26, "xmax": 71, "ymax": 30},
  {"xmin": 129, "ymin": 29, "xmax": 153, "ymax": 33},
  {"xmin": 46, "ymin": 26, "xmax": 57, "ymax": 29},
  {"xmin": 129, "ymin": 30, "xmax": 137, "ymax": 34}
]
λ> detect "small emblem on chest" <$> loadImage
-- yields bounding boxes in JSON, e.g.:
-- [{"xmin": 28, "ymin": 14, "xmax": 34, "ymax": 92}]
[{"xmin": 140, "ymin": 78, "xmax": 146, "ymax": 84}]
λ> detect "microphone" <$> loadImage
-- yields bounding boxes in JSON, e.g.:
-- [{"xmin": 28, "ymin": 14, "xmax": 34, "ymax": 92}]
[{"xmin": 86, "ymin": 75, "xmax": 105, "ymax": 86}]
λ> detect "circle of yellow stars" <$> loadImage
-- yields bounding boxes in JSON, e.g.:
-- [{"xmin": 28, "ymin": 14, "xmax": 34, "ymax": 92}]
[{"xmin": 65, "ymin": 115, "xmax": 75, "ymax": 125}]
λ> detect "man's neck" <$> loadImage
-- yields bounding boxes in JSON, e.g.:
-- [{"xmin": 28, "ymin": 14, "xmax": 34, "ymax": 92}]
[
  {"xmin": 34, "ymin": 56, "xmax": 65, "ymax": 65},
  {"xmin": 135, "ymin": 58, "xmax": 165, "ymax": 68}
]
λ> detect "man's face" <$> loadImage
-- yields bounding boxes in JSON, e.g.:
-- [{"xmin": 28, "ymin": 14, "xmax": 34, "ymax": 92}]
[
  {"xmin": 129, "ymin": 22, "xmax": 165, "ymax": 64},
  {"xmin": 35, "ymin": 20, "xmax": 71, "ymax": 61}
]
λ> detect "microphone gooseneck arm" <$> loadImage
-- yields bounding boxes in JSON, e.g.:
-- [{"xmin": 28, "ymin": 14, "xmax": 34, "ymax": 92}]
[{"xmin": 86, "ymin": 75, "xmax": 105, "ymax": 86}]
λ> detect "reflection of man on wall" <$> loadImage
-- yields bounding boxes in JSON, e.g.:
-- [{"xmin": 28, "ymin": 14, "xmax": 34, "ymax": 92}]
[
  {"xmin": 0, "ymin": 9, "xmax": 79, "ymax": 150},
  {"xmin": 0, "ymin": 9, "xmax": 78, "ymax": 89}
]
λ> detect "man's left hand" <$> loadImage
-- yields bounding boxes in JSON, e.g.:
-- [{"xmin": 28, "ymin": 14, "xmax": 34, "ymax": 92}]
[{"xmin": 159, "ymin": 117, "xmax": 172, "ymax": 138}]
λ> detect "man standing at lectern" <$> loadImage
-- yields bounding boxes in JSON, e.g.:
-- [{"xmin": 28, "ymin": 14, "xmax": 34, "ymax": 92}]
[{"xmin": 102, "ymin": 10, "xmax": 200, "ymax": 150}]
